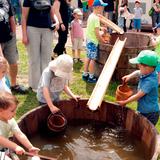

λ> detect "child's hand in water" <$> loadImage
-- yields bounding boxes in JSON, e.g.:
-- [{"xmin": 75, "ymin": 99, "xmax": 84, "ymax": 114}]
[
  {"xmin": 117, "ymin": 100, "xmax": 127, "ymax": 107},
  {"xmin": 28, "ymin": 146, "xmax": 40, "ymax": 154}
]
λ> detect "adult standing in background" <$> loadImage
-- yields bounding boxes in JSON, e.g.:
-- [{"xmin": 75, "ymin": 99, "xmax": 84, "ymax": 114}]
[
  {"xmin": 152, "ymin": 0, "xmax": 160, "ymax": 28},
  {"xmin": 103, "ymin": 0, "xmax": 116, "ymax": 33},
  {"xmin": 11, "ymin": 0, "xmax": 22, "ymax": 25},
  {"xmin": 22, "ymin": 0, "xmax": 59, "ymax": 92},
  {"xmin": 53, "ymin": 0, "xmax": 71, "ymax": 56},
  {"xmin": 0, "ymin": 0, "xmax": 27, "ymax": 94}
]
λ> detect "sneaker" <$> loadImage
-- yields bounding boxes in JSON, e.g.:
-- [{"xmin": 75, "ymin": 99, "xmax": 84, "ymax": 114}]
[
  {"xmin": 78, "ymin": 58, "xmax": 83, "ymax": 63},
  {"xmin": 73, "ymin": 58, "xmax": 78, "ymax": 63},
  {"xmin": 11, "ymin": 85, "xmax": 28, "ymax": 94},
  {"xmin": 87, "ymin": 76, "xmax": 97, "ymax": 83},
  {"xmin": 82, "ymin": 74, "xmax": 89, "ymax": 81}
]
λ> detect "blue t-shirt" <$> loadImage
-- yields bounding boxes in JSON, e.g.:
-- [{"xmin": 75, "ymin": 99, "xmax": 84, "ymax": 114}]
[{"xmin": 137, "ymin": 71, "xmax": 159, "ymax": 113}]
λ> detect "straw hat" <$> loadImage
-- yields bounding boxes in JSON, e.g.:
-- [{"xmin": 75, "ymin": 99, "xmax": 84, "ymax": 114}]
[{"xmin": 49, "ymin": 54, "xmax": 73, "ymax": 80}]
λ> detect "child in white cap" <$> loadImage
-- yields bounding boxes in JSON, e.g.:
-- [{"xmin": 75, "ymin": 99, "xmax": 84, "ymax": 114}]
[
  {"xmin": 70, "ymin": 8, "xmax": 84, "ymax": 63},
  {"xmin": 37, "ymin": 54, "xmax": 79, "ymax": 113}
]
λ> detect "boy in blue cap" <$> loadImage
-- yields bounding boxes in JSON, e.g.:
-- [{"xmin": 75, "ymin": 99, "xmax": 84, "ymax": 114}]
[
  {"xmin": 117, "ymin": 50, "xmax": 160, "ymax": 125},
  {"xmin": 82, "ymin": 0, "xmax": 108, "ymax": 83}
]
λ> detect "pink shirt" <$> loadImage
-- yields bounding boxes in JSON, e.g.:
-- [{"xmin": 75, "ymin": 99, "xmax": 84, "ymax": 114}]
[{"xmin": 71, "ymin": 19, "xmax": 83, "ymax": 39}]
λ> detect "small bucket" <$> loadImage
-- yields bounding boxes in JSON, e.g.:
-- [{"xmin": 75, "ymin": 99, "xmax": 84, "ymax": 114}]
[
  {"xmin": 116, "ymin": 84, "xmax": 133, "ymax": 101},
  {"xmin": 47, "ymin": 111, "xmax": 67, "ymax": 132}
]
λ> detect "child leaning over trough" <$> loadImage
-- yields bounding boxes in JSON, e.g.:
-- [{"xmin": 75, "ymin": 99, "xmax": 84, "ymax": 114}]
[
  {"xmin": 117, "ymin": 50, "xmax": 160, "ymax": 126},
  {"xmin": 82, "ymin": 0, "xmax": 108, "ymax": 83},
  {"xmin": 37, "ymin": 54, "xmax": 79, "ymax": 113},
  {"xmin": 0, "ymin": 91, "xmax": 40, "ymax": 160},
  {"xmin": 70, "ymin": 8, "xmax": 84, "ymax": 63}
]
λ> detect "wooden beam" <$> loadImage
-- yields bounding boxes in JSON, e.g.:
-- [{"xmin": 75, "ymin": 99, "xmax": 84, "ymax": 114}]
[
  {"xmin": 87, "ymin": 38, "xmax": 127, "ymax": 111},
  {"xmin": 98, "ymin": 14, "xmax": 124, "ymax": 34}
]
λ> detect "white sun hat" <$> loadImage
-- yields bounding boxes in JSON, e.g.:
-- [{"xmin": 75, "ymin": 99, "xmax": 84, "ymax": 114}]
[
  {"xmin": 49, "ymin": 54, "xmax": 73, "ymax": 80},
  {"xmin": 73, "ymin": 8, "xmax": 83, "ymax": 16}
]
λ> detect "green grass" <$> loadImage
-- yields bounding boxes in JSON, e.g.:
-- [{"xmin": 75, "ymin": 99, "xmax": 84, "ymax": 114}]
[{"xmin": 16, "ymin": 41, "xmax": 160, "ymax": 133}]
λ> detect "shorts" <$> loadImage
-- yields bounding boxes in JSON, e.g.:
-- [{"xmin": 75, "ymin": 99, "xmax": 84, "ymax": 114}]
[
  {"xmin": 72, "ymin": 38, "xmax": 83, "ymax": 50},
  {"xmin": 140, "ymin": 112, "xmax": 159, "ymax": 126},
  {"xmin": 1, "ymin": 33, "xmax": 18, "ymax": 64},
  {"xmin": 86, "ymin": 41, "xmax": 98, "ymax": 60},
  {"xmin": 133, "ymin": 19, "xmax": 141, "ymax": 30}
]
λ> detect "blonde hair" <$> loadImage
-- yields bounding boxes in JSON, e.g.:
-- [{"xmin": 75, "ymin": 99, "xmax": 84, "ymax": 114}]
[
  {"xmin": 0, "ymin": 57, "xmax": 9, "ymax": 73},
  {"xmin": 0, "ymin": 91, "xmax": 18, "ymax": 110}
]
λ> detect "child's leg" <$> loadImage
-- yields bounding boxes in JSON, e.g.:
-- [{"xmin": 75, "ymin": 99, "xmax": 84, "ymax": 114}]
[
  {"xmin": 82, "ymin": 57, "xmax": 90, "ymax": 81},
  {"xmin": 137, "ymin": 19, "xmax": 141, "ymax": 32},
  {"xmin": 83, "ymin": 57, "xmax": 90, "ymax": 73},
  {"xmin": 158, "ymin": 72, "xmax": 160, "ymax": 84},
  {"xmin": 72, "ymin": 49, "xmax": 76, "ymax": 59}
]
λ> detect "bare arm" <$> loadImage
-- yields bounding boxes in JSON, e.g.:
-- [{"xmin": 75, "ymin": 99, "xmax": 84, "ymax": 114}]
[
  {"xmin": 0, "ymin": 136, "xmax": 19, "ymax": 151},
  {"xmin": 117, "ymin": 90, "xmax": 145, "ymax": 106},
  {"xmin": 53, "ymin": 0, "xmax": 65, "ymax": 31},
  {"xmin": 42, "ymin": 87, "xmax": 60, "ymax": 113},
  {"xmin": 63, "ymin": 85, "xmax": 79, "ymax": 101},
  {"xmin": 21, "ymin": 7, "xmax": 29, "ymax": 45},
  {"xmin": 14, "ymin": 131, "xmax": 40, "ymax": 154},
  {"xmin": 0, "ymin": 45, "xmax": 4, "ymax": 57},
  {"xmin": 9, "ymin": 16, "xmax": 16, "ymax": 34},
  {"xmin": 95, "ymin": 27, "xmax": 106, "ymax": 43},
  {"xmin": 122, "ymin": 70, "xmax": 140, "ymax": 83}
]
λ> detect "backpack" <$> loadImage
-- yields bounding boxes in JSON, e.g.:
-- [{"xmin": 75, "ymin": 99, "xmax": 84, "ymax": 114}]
[
  {"xmin": 148, "ymin": 7, "xmax": 154, "ymax": 16},
  {"xmin": 31, "ymin": 0, "xmax": 51, "ymax": 10}
]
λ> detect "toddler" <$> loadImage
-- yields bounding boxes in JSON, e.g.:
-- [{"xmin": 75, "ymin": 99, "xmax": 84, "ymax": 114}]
[
  {"xmin": 0, "ymin": 91, "xmax": 40, "ymax": 160},
  {"xmin": 133, "ymin": 0, "xmax": 143, "ymax": 32}
]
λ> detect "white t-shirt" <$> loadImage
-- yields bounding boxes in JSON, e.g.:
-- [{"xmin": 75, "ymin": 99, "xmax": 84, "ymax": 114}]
[
  {"xmin": 0, "ymin": 77, "xmax": 11, "ymax": 93},
  {"xmin": 0, "ymin": 118, "xmax": 21, "ymax": 149},
  {"xmin": 37, "ymin": 67, "xmax": 67, "ymax": 103}
]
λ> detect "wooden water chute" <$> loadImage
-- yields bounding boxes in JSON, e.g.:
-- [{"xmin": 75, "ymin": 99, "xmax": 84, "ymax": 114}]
[{"xmin": 87, "ymin": 38, "xmax": 127, "ymax": 111}]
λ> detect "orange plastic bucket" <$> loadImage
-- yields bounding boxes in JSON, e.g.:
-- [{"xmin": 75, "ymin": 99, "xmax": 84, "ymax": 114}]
[
  {"xmin": 116, "ymin": 84, "xmax": 133, "ymax": 101},
  {"xmin": 47, "ymin": 112, "xmax": 67, "ymax": 132}
]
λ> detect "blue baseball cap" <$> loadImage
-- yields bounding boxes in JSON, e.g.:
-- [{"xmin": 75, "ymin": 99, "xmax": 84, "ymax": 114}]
[{"xmin": 92, "ymin": 0, "xmax": 108, "ymax": 7}]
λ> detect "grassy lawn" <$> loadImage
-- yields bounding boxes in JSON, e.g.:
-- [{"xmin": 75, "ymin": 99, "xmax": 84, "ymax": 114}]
[{"xmin": 16, "ymin": 41, "xmax": 160, "ymax": 133}]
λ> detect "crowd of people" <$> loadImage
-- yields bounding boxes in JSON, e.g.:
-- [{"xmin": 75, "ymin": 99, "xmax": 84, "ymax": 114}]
[{"xmin": 0, "ymin": 0, "xmax": 160, "ymax": 159}]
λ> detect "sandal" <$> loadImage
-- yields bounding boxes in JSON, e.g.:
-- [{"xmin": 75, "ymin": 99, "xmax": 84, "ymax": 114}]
[{"xmin": 11, "ymin": 85, "xmax": 28, "ymax": 94}]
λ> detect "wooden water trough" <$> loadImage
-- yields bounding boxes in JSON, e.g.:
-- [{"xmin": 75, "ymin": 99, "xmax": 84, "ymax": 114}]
[{"xmin": 18, "ymin": 99, "xmax": 159, "ymax": 160}]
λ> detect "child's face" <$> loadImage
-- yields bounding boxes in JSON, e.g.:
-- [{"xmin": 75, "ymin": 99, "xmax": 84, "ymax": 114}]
[
  {"xmin": 0, "ymin": 104, "xmax": 17, "ymax": 121},
  {"xmin": 157, "ymin": 28, "xmax": 160, "ymax": 35},
  {"xmin": 137, "ymin": 64, "xmax": 154, "ymax": 75},
  {"xmin": 74, "ymin": 13, "xmax": 81, "ymax": 20},
  {"xmin": 135, "ymin": 2, "xmax": 140, "ymax": 7},
  {"xmin": 94, "ymin": 6, "xmax": 104, "ymax": 14},
  {"xmin": 0, "ymin": 66, "xmax": 7, "ymax": 79}
]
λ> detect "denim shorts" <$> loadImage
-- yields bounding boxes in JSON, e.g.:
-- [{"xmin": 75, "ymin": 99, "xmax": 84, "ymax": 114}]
[
  {"xmin": 86, "ymin": 41, "xmax": 98, "ymax": 60},
  {"xmin": 141, "ymin": 112, "xmax": 159, "ymax": 126},
  {"xmin": 134, "ymin": 19, "xmax": 141, "ymax": 30}
]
